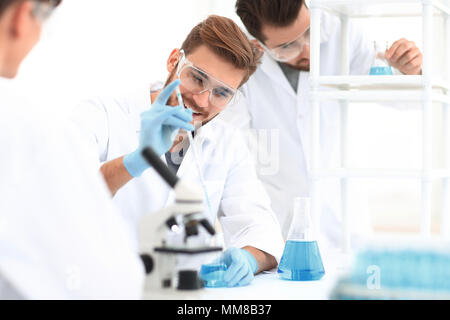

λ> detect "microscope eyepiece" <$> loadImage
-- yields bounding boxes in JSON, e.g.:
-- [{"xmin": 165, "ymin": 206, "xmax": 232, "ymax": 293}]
[
  {"xmin": 199, "ymin": 219, "xmax": 216, "ymax": 235},
  {"xmin": 185, "ymin": 221, "xmax": 199, "ymax": 238}
]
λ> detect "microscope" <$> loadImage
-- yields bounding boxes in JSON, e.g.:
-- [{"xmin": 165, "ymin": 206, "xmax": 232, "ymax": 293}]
[{"xmin": 138, "ymin": 147, "xmax": 222, "ymax": 292}]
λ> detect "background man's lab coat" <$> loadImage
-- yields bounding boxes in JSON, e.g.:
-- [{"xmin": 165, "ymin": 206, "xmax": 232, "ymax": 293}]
[
  {"xmin": 71, "ymin": 84, "xmax": 285, "ymax": 262},
  {"xmin": 0, "ymin": 82, "xmax": 144, "ymax": 299},
  {"xmin": 219, "ymin": 11, "xmax": 375, "ymax": 248}
]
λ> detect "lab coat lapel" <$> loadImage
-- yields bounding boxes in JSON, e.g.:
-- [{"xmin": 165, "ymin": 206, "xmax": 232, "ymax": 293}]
[
  {"xmin": 163, "ymin": 124, "xmax": 212, "ymax": 208},
  {"xmin": 296, "ymin": 71, "xmax": 312, "ymax": 172},
  {"xmin": 175, "ymin": 138, "xmax": 195, "ymax": 181},
  {"xmin": 159, "ymin": 154, "xmax": 176, "ymax": 208},
  {"xmin": 260, "ymin": 54, "xmax": 297, "ymax": 99},
  {"xmin": 296, "ymin": 11, "xmax": 333, "ymax": 173}
]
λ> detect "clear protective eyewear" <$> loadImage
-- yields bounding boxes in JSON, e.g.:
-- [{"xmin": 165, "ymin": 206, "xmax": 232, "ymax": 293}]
[
  {"xmin": 176, "ymin": 50, "xmax": 238, "ymax": 109},
  {"xmin": 32, "ymin": 0, "xmax": 62, "ymax": 22},
  {"xmin": 261, "ymin": 26, "xmax": 310, "ymax": 63}
]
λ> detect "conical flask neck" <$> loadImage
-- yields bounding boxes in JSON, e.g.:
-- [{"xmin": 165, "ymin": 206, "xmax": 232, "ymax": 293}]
[{"xmin": 287, "ymin": 197, "xmax": 316, "ymax": 241}]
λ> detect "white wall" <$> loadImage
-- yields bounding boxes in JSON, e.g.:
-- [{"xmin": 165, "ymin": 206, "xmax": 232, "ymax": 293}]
[{"xmin": 12, "ymin": 0, "xmax": 219, "ymax": 117}]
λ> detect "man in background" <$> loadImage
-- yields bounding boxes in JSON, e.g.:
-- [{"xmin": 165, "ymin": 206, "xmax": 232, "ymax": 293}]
[{"xmin": 221, "ymin": 0, "xmax": 423, "ymax": 248}]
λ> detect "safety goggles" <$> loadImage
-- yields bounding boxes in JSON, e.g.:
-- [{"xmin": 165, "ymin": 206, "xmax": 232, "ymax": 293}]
[
  {"xmin": 261, "ymin": 26, "xmax": 310, "ymax": 63},
  {"xmin": 32, "ymin": 0, "xmax": 62, "ymax": 21},
  {"xmin": 176, "ymin": 50, "xmax": 238, "ymax": 109}
]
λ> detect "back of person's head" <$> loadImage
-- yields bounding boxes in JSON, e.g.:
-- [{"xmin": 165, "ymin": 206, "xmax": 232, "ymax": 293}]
[
  {"xmin": 0, "ymin": 0, "xmax": 62, "ymax": 78},
  {"xmin": 0, "ymin": 0, "xmax": 61, "ymax": 14},
  {"xmin": 181, "ymin": 14, "xmax": 262, "ymax": 87},
  {"xmin": 0, "ymin": 0, "xmax": 58, "ymax": 17},
  {"xmin": 235, "ymin": 0, "xmax": 305, "ymax": 42}
]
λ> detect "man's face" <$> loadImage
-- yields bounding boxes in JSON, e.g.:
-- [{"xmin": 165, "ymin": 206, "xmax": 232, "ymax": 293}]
[
  {"xmin": 166, "ymin": 45, "xmax": 246, "ymax": 125},
  {"xmin": 0, "ymin": 1, "xmax": 43, "ymax": 78},
  {"xmin": 261, "ymin": 5, "xmax": 310, "ymax": 71}
]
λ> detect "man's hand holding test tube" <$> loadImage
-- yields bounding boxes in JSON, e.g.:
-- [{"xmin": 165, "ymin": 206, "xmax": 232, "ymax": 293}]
[{"xmin": 124, "ymin": 80, "xmax": 194, "ymax": 177}]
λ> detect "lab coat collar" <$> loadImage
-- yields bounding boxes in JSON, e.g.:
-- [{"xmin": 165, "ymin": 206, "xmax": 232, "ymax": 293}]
[
  {"xmin": 260, "ymin": 53, "xmax": 297, "ymax": 98},
  {"xmin": 0, "ymin": 77, "xmax": 16, "ymax": 93},
  {"xmin": 193, "ymin": 117, "xmax": 216, "ymax": 143},
  {"xmin": 0, "ymin": 77, "xmax": 12, "ymax": 85},
  {"xmin": 171, "ymin": 118, "xmax": 213, "ymax": 178},
  {"xmin": 163, "ymin": 117, "xmax": 218, "ymax": 209}
]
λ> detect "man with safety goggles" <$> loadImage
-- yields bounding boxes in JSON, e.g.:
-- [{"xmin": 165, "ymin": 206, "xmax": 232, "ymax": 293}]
[
  {"xmin": 260, "ymin": 25, "xmax": 310, "ymax": 67},
  {"xmin": 220, "ymin": 0, "xmax": 424, "ymax": 248},
  {"xmin": 71, "ymin": 15, "xmax": 285, "ymax": 288},
  {"xmin": 171, "ymin": 49, "xmax": 238, "ymax": 125}
]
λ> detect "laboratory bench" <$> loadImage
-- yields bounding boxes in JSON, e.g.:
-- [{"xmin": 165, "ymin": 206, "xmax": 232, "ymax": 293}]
[{"xmin": 143, "ymin": 251, "xmax": 351, "ymax": 300}]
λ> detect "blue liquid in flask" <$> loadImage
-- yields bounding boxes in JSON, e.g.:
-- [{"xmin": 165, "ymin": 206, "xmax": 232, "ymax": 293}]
[
  {"xmin": 369, "ymin": 66, "xmax": 393, "ymax": 75},
  {"xmin": 278, "ymin": 240, "xmax": 325, "ymax": 281},
  {"xmin": 199, "ymin": 263, "xmax": 228, "ymax": 288}
]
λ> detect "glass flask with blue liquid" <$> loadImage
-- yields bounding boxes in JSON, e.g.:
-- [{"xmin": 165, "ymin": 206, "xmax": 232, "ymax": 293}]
[
  {"xmin": 369, "ymin": 41, "xmax": 393, "ymax": 76},
  {"xmin": 278, "ymin": 197, "xmax": 325, "ymax": 281},
  {"xmin": 199, "ymin": 262, "xmax": 227, "ymax": 288}
]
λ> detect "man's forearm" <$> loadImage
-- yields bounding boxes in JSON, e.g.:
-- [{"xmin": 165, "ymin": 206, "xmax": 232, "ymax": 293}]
[
  {"xmin": 243, "ymin": 246, "xmax": 278, "ymax": 274},
  {"xmin": 100, "ymin": 156, "xmax": 134, "ymax": 196}
]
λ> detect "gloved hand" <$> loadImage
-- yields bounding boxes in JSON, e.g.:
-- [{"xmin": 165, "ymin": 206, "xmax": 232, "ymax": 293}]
[
  {"xmin": 221, "ymin": 248, "xmax": 258, "ymax": 287},
  {"xmin": 123, "ymin": 80, "xmax": 194, "ymax": 177}
]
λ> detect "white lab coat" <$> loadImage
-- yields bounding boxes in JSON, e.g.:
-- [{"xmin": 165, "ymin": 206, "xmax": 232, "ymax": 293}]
[
  {"xmin": 219, "ymin": 11, "xmax": 374, "ymax": 248},
  {"xmin": 71, "ymin": 85, "xmax": 285, "ymax": 262},
  {"xmin": 0, "ymin": 80, "xmax": 144, "ymax": 299}
]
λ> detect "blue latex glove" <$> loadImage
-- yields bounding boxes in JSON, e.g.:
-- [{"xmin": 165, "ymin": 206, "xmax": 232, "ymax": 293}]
[
  {"xmin": 221, "ymin": 248, "xmax": 258, "ymax": 287},
  {"xmin": 123, "ymin": 80, "xmax": 194, "ymax": 177}
]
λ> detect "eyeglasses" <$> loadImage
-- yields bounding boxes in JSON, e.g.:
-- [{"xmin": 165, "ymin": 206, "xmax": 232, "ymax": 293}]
[
  {"xmin": 261, "ymin": 26, "xmax": 310, "ymax": 63},
  {"xmin": 32, "ymin": 0, "xmax": 62, "ymax": 21},
  {"xmin": 176, "ymin": 50, "xmax": 238, "ymax": 109}
]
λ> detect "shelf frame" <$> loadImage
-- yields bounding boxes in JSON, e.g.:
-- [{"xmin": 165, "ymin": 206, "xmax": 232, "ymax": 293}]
[{"xmin": 309, "ymin": 0, "xmax": 450, "ymax": 252}]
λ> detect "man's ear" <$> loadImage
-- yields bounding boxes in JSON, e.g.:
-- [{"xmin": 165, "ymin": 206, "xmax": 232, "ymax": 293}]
[
  {"xmin": 166, "ymin": 48, "xmax": 181, "ymax": 73},
  {"xmin": 251, "ymin": 39, "xmax": 265, "ymax": 53}
]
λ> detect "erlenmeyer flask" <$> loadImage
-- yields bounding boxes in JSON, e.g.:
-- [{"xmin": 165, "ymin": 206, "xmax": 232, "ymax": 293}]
[
  {"xmin": 369, "ymin": 41, "xmax": 393, "ymax": 75},
  {"xmin": 277, "ymin": 197, "xmax": 325, "ymax": 281}
]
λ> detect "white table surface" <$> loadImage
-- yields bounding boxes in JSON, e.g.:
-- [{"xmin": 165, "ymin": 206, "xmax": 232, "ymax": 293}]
[{"xmin": 144, "ymin": 250, "xmax": 352, "ymax": 300}]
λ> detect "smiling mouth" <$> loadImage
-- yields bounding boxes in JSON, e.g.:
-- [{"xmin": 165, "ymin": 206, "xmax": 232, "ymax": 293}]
[{"xmin": 183, "ymin": 103, "xmax": 204, "ymax": 116}]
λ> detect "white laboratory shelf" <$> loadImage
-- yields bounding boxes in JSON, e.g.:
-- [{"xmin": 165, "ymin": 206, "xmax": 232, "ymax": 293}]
[
  {"xmin": 309, "ymin": 0, "xmax": 450, "ymax": 249},
  {"xmin": 311, "ymin": 89, "xmax": 450, "ymax": 103},
  {"xmin": 312, "ymin": 0, "xmax": 450, "ymax": 18},
  {"xmin": 317, "ymin": 75, "xmax": 450, "ymax": 91},
  {"xmin": 311, "ymin": 168, "xmax": 450, "ymax": 180},
  {"xmin": 314, "ymin": 76, "xmax": 450, "ymax": 102}
]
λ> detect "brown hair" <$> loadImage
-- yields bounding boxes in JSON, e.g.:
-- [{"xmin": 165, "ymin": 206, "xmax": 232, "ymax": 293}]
[
  {"xmin": 181, "ymin": 15, "xmax": 262, "ymax": 87},
  {"xmin": 235, "ymin": 0, "xmax": 305, "ymax": 43}
]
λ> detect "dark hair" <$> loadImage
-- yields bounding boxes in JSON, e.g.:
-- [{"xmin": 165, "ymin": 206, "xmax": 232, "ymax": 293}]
[
  {"xmin": 181, "ymin": 15, "xmax": 262, "ymax": 87},
  {"xmin": 235, "ymin": 0, "xmax": 305, "ymax": 42},
  {"xmin": 0, "ymin": 0, "xmax": 21, "ymax": 16},
  {"xmin": 0, "ymin": 0, "xmax": 62, "ymax": 17}
]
